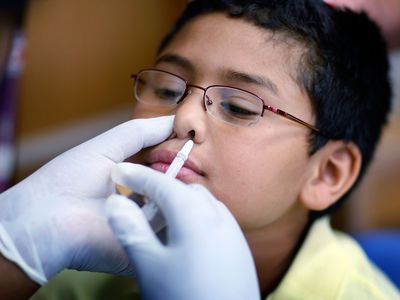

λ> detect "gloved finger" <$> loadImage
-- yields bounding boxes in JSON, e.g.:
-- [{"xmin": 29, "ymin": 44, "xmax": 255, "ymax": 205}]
[
  {"xmin": 106, "ymin": 194, "xmax": 163, "ymax": 263},
  {"xmin": 189, "ymin": 183, "xmax": 223, "ymax": 209},
  {"xmin": 111, "ymin": 163, "xmax": 216, "ymax": 233},
  {"xmin": 190, "ymin": 184, "xmax": 233, "ymax": 218},
  {"xmin": 77, "ymin": 116, "xmax": 174, "ymax": 162},
  {"xmin": 188, "ymin": 183, "xmax": 243, "ymax": 233}
]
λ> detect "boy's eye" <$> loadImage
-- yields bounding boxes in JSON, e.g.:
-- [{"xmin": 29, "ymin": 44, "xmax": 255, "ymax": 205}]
[
  {"xmin": 219, "ymin": 98, "xmax": 259, "ymax": 119},
  {"xmin": 154, "ymin": 87, "xmax": 182, "ymax": 101}
]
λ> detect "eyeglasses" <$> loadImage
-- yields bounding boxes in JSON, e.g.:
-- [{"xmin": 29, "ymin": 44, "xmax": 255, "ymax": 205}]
[{"xmin": 131, "ymin": 68, "xmax": 327, "ymax": 136}]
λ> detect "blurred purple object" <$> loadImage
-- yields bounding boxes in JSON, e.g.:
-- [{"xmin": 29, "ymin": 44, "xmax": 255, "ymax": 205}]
[{"xmin": 0, "ymin": 31, "xmax": 26, "ymax": 192}]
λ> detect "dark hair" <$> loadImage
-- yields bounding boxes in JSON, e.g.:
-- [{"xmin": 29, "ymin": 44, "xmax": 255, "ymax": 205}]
[{"xmin": 158, "ymin": 0, "xmax": 392, "ymax": 217}]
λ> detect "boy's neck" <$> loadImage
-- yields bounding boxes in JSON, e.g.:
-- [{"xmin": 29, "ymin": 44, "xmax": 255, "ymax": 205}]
[{"xmin": 245, "ymin": 207, "xmax": 311, "ymax": 297}]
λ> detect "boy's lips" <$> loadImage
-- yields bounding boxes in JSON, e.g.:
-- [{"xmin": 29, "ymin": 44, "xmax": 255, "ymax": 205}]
[{"xmin": 146, "ymin": 149, "xmax": 204, "ymax": 179}]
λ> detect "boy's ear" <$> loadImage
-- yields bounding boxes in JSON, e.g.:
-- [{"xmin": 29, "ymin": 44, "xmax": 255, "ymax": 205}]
[{"xmin": 300, "ymin": 140, "xmax": 362, "ymax": 211}]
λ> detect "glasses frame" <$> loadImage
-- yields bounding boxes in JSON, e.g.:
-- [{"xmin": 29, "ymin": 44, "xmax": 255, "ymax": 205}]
[{"xmin": 131, "ymin": 68, "xmax": 329, "ymax": 137}]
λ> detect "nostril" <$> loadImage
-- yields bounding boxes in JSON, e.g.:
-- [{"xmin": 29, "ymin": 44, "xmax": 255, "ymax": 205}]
[{"xmin": 188, "ymin": 130, "xmax": 195, "ymax": 139}]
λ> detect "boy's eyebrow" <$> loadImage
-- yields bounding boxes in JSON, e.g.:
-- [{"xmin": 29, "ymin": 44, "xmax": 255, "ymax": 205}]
[
  {"xmin": 156, "ymin": 53, "xmax": 279, "ymax": 96},
  {"xmin": 223, "ymin": 70, "xmax": 280, "ymax": 96},
  {"xmin": 156, "ymin": 54, "xmax": 195, "ymax": 73}
]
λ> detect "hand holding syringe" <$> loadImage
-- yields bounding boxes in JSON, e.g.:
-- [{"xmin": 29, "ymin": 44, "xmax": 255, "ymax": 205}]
[
  {"xmin": 113, "ymin": 140, "xmax": 194, "ymax": 233},
  {"xmin": 106, "ymin": 138, "xmax": 259, "ymax": 300}
]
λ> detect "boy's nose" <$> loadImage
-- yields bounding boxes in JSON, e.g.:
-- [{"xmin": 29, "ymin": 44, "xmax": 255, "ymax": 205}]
[{"xmin": 173, "ymin": 88, "xmax": 208, "ymax": 143}]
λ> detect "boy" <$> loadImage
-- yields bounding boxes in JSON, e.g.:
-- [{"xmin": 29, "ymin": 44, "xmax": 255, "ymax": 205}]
[
  {"xmin": 29, "ymin": 0, "xmax": 400, "ymax": 298},
  {"xmin": 104, "ymin": 1, "xmax": 396, "ymax": 299}
]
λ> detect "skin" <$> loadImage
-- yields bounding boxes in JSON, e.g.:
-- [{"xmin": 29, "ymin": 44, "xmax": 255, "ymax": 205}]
[
  {"xmin": 0, "ymin": 254, "xmax": 39, "ymax": 300},
  {"xmin": 131, "ymin": 13, "xmax": 361, "ymax": 295}
]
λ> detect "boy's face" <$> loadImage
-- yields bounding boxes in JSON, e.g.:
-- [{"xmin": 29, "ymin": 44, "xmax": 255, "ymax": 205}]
[{"xmin": 131, "ymin": 13, "xmax": 316, "ymax": 232}]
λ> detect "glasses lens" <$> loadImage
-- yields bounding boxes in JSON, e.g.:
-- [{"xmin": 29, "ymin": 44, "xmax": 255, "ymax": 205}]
[
  {"xmin": 135, "ymin": 70, "xmax": 186, "ymax": 106},
  {"xmin": 205, "ymin": 87, "xmax": 262, "ymax": 127}
]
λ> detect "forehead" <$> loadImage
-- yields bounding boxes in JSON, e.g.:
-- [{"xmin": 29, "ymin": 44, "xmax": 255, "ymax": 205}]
[
  {"xmin": 162, "ymin": 13, "xmax": 304, "ymax": 78},
  {"xmin": 158, "ymin": 13, "xmax": 311, "ymax": 114}
]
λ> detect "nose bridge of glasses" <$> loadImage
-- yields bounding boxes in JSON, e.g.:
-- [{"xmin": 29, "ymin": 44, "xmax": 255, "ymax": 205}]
[
  {"xmin": 177, "ymin": 83, "xmax": 207, "ymax": 106},
  {"xmin": 186, "ymin": 84, "xmax": 207, "ymax": 97}
]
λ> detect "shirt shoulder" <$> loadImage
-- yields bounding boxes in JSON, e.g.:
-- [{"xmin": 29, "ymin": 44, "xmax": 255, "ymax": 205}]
[{"xmin": 267, "ymin": 218, "xmax": 400, "ymax": 300}]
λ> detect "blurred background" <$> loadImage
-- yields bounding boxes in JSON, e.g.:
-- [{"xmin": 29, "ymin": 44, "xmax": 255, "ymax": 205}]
[
  {"xmin": 1, "ymin": 0, "xmax": 399, "ymax": 273},
  {"xmin": 332, "ymin": 51, "xmax": 400, "ymax": 232},
  {"xmin": 0, "ymin": 0, "xmax": 187, "ymax": 187}
]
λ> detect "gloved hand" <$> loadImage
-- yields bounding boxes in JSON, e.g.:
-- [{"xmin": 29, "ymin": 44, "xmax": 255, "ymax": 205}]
[
  {"xmin": 106, "ymin": 163, "xmax": 260, "ymax": 300},
  {"xmin": 0, "ymin": 116, "xmax": 174, "ymax": 285}
]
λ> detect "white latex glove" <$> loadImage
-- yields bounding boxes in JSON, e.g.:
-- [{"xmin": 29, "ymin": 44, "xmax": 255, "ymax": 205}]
[
  {"xmin": 0, "ymin": 116, "xmax": 174, "ymax": 285},
  {"xmin": 106, "ymin": 163, "xmax": 260, "ymax": 300}
]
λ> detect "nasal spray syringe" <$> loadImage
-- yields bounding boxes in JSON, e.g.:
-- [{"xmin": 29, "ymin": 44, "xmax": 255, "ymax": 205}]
[
  {"xmin": 116, "ymin": 140, "xmax": 194, "ymax": 233},
  {"xmin": 142, "ymin": 139, "xmax": 194, "ymax": 232}
]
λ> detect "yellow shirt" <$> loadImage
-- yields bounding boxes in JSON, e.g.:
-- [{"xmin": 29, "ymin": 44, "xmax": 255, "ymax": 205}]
[
  {"xmin": 31, "ymin": 218, "xmax": 399, "ymax": 300},
  {"xmin": 267, "ymin": 218, "xmax": 399, "ymax": 299}
]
